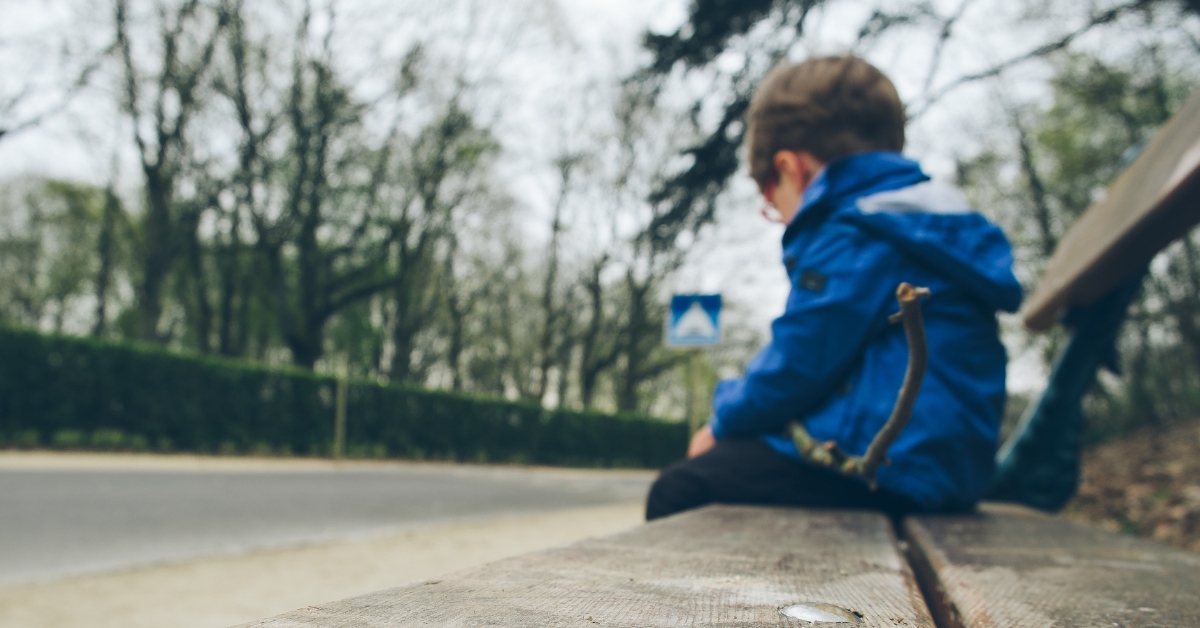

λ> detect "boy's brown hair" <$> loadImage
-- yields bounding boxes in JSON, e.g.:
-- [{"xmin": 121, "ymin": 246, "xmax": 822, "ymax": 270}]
[{"xmin": 746, "ymin": 55, "xmax": 906, "ymax": 189}]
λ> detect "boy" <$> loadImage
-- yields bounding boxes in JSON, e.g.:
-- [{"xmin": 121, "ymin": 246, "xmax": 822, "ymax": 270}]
[{"xmin": 645, "ymin": 55, "xmax": 1021, "ymax": 520}]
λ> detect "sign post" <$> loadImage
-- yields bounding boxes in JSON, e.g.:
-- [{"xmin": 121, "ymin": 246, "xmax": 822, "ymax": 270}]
[
  {"xmin": 685, "ymin": 350, "xmax": 704, "ymax": 439},
  {"xmin": 666, "ymin": 294, "xmax": 722, "ymax": 440},
  {"xmin": 334, "ymin": 355, "xmax": 348, "ymax": 460}
]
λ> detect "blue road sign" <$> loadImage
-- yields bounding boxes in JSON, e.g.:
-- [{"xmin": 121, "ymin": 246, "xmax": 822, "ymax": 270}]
[{"xmin": 666, "ymin": 294, "xmax": 721, "ymax": 347}]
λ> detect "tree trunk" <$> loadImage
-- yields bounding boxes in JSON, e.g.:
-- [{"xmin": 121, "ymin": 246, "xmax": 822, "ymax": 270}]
[
  {"xmin": 616, "ymin": 273, "xmax": 650, "ymax": 413},
  {"xmin": 1127, "ymin": 304, "xmax": 1161, "ymax": 428},
  {"xmin": 135, "ymin": 173, "xmax": 174, "ymax": 341},
  {"xmin": 390, "ymin": 273, "xmax": 424, "ymax": 382},
  {"xmin": 1013, "ymin": 113, "xmax": 1057, "ymax": 258},
  {"xmin": 92, "ymin": 186, "xmax": 119, "ymax": 337},
  {"xmin": 1176, "ymin": 237, "xmax": 1200, "ymax": 376},
  {"xmin": 184, "ymin": 212, "xmax": 213, "ymax": 352},
  {"xmin": 217, "ymin": 211, "xmax": 241, "ymax": 355},
  {"xmin": 443, "ymin": 248, "xmax": 467, "ymax": 391},
  {"xmin": 579, "ymin": 257, "xmax": 614, "ymax": 408}
]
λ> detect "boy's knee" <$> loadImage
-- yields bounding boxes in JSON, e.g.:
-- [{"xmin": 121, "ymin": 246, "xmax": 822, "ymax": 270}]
[{"xmin": 644, "ymin": 463, "xmax": 711, "ymax": 521}]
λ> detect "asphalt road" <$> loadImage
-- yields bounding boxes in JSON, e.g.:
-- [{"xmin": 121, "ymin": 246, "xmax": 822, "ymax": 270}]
[{"xmin": 0, "ymin": 461, "xmax": 653, "ymax": 585}]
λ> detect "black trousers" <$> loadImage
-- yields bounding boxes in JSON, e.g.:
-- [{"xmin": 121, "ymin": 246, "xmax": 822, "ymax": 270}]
[{"xmin": 645, "ymin": 437, "xmax": 922, "ymax": 521}]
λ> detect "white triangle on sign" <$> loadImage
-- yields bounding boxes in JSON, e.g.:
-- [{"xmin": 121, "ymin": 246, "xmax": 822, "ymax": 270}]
[{"xmin": 674, "ymin": 301, "xmax": 716, "ymax": 339}]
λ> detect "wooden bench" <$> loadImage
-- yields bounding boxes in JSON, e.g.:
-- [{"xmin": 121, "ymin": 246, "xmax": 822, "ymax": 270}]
[
  {"xmin": 907, "ymin": 504, "xmax": 1200, "ymax": 627},
  {"xmin": 989, "ymin": 84, "xmax": 1200, "ymax": 511},
  {"xmin": 237, "ymin": 87, "xmax": 1200, "ymax": 628},
  {"xmin": 238, "ymin": 503, "xmax": 1200, "ymax": 627},
  {"xmin": 240, "ymin": 505, "xmax": 936, "ymax": 627}
]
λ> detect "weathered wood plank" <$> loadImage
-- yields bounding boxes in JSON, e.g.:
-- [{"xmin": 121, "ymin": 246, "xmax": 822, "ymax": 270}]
[
  {"xmin": 237, "ymin": 505, "xmax": 935, "ymax": 627},
  {"xmin": 1022, "ymin": 86, "xmax": 1200, "ymax": 331},
  {"xmin": 905, "ymin": 503, "xmax": 1200, "ymax": 627}
]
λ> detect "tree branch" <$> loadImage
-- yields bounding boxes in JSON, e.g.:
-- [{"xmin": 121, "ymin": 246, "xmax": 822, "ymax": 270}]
[
  {"xmin": 909, "ymin": 0, "xmax": 1154, "ymax": 120},
  {"xmin": 789, "ymin": 283, "xmax": 931, "ymax": 489}
]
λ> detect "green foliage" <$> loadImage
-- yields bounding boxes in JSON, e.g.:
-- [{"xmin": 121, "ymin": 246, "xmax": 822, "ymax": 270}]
[
  {"xmin": 635, "ymin": 0, "xmax": 1198, "ymax": 260},
  {"xmin": 1036, "ymin": 52, "xmax": 1193, "ymax": 224},
  {"xmin": 0, "ymin": 326, "xmax": 686, "ymax": 467},
  {"xmin": 960, "ymin": 46, "xmax": 1200, "ymax": 443},
  {"xmin": 50, "ymin": 428, "xmax": 84, "ymax": 449},
  {"xmin": 1031, "ymin": 53, "xmax": 1200, "ymax": 442},
  {"xmin": 0, "ymin": 178, "xmax": 119, "ymax": 331},
  {"xmin": 634, "ymin": 1, "xmax": 820, "ymax": 253},
  {"xmin": 0, "ymin": 4, "xmax": 709, "ymax": 423},
  {"xmin": 642, "ymin": 0, "xmax": 785, "ymax": 74}
]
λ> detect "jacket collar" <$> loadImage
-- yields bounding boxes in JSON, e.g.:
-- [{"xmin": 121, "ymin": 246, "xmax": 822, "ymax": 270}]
[{"xmin": 782, "ymin": 151, "xmax": 929, "ymax": 245}]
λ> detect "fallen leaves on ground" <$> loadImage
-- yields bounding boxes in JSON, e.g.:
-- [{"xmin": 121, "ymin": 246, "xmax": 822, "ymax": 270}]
[{"xmin": 1062, "ymin": 417, "xmax": 1200, "ymax": 552}]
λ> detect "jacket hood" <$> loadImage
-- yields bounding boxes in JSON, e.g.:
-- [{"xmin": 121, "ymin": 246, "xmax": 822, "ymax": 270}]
[{"xmin": 785, "ymin": 152, "xmax": 1023, "ymax": 313}]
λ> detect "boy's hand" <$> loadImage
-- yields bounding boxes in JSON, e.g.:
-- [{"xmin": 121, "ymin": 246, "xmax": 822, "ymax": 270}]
[{"xmin": 687, "ymin": 425, "xmax": 716, "ymax": 458}]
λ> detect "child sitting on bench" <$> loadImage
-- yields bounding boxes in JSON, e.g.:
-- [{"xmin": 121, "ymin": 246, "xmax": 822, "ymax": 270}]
[{"xmin": 646, "ymin": 55, "xmax": 1022, "ymax": 520}]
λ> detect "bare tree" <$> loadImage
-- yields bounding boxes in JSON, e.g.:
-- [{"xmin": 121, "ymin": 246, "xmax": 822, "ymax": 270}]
[
  {"xmin": 387, "ymin": 99, "xmax": 497, "ymax": 380},
  {"xmin": 531, "ymin": 152, "xmax": 582, "ymax": 403},
  {"xmin": 582, "ymin": 82, "xmax": 692, "ymax": 413},
  {"xmin": 248, "ymin": 6, "xmax": 400, "ymax": 368},
  {"xmin": 210, "ymin": 0, "xmax": 286, "ymax": 360},
  {"xmin": 113, "ymin": 0, "xmax": 231, "ymax": 342}
]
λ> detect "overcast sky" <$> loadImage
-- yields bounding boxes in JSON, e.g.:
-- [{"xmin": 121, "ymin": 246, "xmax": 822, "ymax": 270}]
[{"xmin": 4, "ymin": 0, "xmax": 1163, "ymax": 391}]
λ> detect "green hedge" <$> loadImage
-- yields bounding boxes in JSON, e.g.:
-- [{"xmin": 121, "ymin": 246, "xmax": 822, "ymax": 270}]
[{"xmin": 0, "ymin": 327, "xmax": 686, "ymax": 468}]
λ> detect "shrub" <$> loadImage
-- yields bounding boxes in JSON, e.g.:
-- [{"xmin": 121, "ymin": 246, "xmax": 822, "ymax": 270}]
[
  {"xmin": 128, "ymin": 434, "xmax": 149, "ymax": 451},
  {"xmin": 91, "ymin": 428, "xmax": 127, "ymax": 450},
  {"xmin": 0, "ymin": 327, "xmax": 686, "ymax": 468},
  {"xmin": 51, "ymin": 429, "xmax": 85, "ymax": 449},
  {"xmin": 12, "ymin": 429, "xmax": 40, "ymax": 449}
]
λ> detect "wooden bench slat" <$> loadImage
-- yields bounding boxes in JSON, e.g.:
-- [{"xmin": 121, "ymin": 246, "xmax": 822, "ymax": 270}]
[
  {"xmin": 905, "ymin": 503, "xmax": 1200, "ymax": 627},
  {"xmin": 1022, "ymin": 86, "xmax": 1200, "ymax": 331},
  {"xmin": 238, "ymin": 505, "xmax": 935, "ymax": 627}
]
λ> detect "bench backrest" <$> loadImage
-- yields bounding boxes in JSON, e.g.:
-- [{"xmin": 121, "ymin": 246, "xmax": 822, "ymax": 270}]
[
  {"xmin": 1022, "ymin": 87, "xmax": 1200, "ymax": 331},
  {"xmin": 990, "ymin": 85, "xmax": 1200, "ymax": 511}
]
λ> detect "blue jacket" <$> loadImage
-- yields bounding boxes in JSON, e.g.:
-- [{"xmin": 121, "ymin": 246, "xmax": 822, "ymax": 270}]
[{"xmin": 709, "ymin": 152, "xmax": 1021, "ymax": 511}]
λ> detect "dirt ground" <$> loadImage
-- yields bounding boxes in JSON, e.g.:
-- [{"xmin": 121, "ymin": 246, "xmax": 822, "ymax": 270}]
[
  {"xmin": 1062, "ymin": 416, "xmax": 1200, "ymax": 552},
  {"xmin": 0, "ymin": 500, "xmax": 645, "ymax": 628}
]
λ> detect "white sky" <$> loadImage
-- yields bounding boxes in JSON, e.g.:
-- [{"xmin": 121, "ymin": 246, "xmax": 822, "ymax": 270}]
[{"xmin": 4, "ymin": 0, "xmax": 1185, "ymax": 393}]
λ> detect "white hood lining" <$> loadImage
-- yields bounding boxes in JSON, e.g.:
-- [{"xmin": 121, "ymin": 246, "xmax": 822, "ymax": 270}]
[{"xmin": 856, "ymin": 180, "xmax": 970, "ymax": 215}]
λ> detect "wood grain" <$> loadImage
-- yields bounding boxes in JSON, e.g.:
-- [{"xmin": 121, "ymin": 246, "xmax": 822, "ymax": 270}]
[
  {"xmin": 1023, "ymin": 86, "xmax": 1200, "ymax": 331},
  {"xmin": 237, "ymin": 505, "xmax": 935, "ymax": 627},
  {"xmin": 905, "ymin": 503, "xmax": 1200, "ymax": 627}
]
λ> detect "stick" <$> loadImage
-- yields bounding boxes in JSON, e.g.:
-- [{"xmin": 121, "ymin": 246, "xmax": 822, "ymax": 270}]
[{"xmin": 789, "ymin": 283, "xmax": 931, "ymax": 489}]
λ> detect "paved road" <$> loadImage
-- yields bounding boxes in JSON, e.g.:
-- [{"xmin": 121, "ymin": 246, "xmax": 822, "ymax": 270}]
[{"xmin": 0, "ymin": 460, "xmax": 653, "ymax": 585}]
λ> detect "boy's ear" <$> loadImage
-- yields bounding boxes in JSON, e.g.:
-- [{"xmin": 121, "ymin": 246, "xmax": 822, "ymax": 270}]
[{"xmin": 773, "ymin": 150, "xmax": 824, "ymax": 190}]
